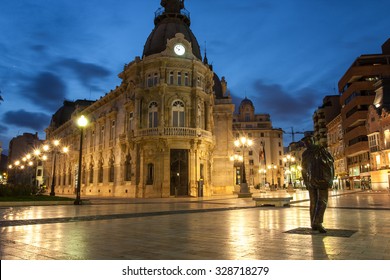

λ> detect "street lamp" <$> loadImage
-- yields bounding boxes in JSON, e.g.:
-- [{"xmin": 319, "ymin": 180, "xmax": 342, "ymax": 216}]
[
  {"xmin": 233, "ymin": 136, "xmax": 253, "ymax": 197},
  {"xmin": 283, "ymin": 154, "xmax": 295, "ymax": 192},
  {"xmin": 267, "ymin": 163, "xmax": 277, "ymax": 190},
  {"xmin": 230, "ymin": 154, "xmax": 243, "ymax": 185},
  {"xmin": 74, "ymin": 115, "xmax": 88, "ymax": 205}
]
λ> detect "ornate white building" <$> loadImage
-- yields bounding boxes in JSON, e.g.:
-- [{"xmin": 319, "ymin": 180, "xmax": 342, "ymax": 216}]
[{"xmin": 45, "ymin": 0, "xmax": 235, "ymax": 198}]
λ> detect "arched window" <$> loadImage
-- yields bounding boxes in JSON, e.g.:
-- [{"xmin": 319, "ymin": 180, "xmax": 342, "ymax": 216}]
[
  {"xmin": 184, "ymin": 73, "xmax": 189, "ymax": 86},
  {"xmin": 82, "ymin": 164, "xmax": 86, "ymax": 185},
  {"xmin": 153, "ymin": 73, "xmax": 158, "ymax": 85},
  {"xmin": 98, "ymin": 159, "xmax": 104, "ymax": 183},
  {"xmin": 148, "ymin": 102, "xmax": 158, "ymax": 128},
  {"xmin": 147, "ymin": 163, "xmax": 154, "ymax": 185},
  {"xmin": 169, "ymin": 71, "xmax": 174, "ymax": 84},
  {"xmin": 90, "ymin": 130, "xmax": 95, "ymax": 149},
  {"xmin": 124, "ymin": 154, "xmax": 131, "ymax": 181},
  {"xmin": 89, "ymin": 162, "xmax": 94, "ymax": 184},
  {"xmin": 68, "ymin": 166, "xmax": 72, "ymax": 186},
  {"xmin": 147, "ymin": 74, "xmax": 153, "ymax": 87},
  {"xmin": 177, "ymin": 72, "xmax": 182, "ymax": 85},
  {"xmin": 100, "ymin": 125, "xmax": 105, "ymax": 147},
  {"xmin": 109, "ymin": 157, "xmax": 115, "ymax": 183},
  {"xmin": 172, "ymin": 100, "xmax": 185, "ymax": 127},
  {"xmin": 128, "ymin": 112, "xmax": 134, "ymax": 132},
  {"xmin": 110, "ymin": 120, "xmax": 115, "ymax": 142},
  {"xmin": 197, "ymin": 102, "xmax": 204, "ymax": 129}
]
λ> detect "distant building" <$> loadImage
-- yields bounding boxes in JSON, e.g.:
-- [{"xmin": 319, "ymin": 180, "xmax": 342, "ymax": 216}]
[
  {"xmin": 232, "ymin": 97, "xmax": 284, "ymax": 188},
  {"xmin": 366, "ymin": 77, "xmax": 390, "ymax": 190},
  {"xmin": 0, "ymin": 153, "xmax": 8, "ymax": 184},
  {"xmin": 327, "ymin": 114, "xmax": 348, "ymax": 189},
  {"xmin": 284, "ymin": 131, "xmax": 314, "ymax": 189},
  {"xmin": 338, "ymin": 38, "xmax": 390, "ymax": 189},
  {"xmin": 313, "ymin": 95, "xmax": 341, "ymax": 147},
  {"xmin": 7, "ymin": 132, "xmax": 44, "ymax": 186}
]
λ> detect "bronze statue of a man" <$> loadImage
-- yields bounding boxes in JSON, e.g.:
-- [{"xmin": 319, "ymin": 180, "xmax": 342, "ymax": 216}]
[{"xmin": 301, "ymin": 136, "xmax": 334, "ymax": 233}]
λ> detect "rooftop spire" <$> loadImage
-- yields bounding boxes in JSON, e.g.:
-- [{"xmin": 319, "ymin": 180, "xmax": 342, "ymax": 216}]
[
  {"xmin": 155, "ymin": 0, "xmax": 190, "ymax": 26},
  {"xmin": 203, "ymin": 41, "xmax": 209, "ymax": 65},
  {"xmin": 160, "ymin": 0, "xmax": 185, "ymax": 14}
]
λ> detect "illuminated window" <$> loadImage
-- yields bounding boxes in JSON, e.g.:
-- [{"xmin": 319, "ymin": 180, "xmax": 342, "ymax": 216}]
[
  {"xmin": 124, "ymin": 154, "xmax": 131, "ymax": 181},
  {"xmin": 147, "ymin": 163, "xmax": 154, "ymax": 185},
  {"xmin": 109, "ymin": 157, "xmax": 114, "ymax": 183},
  {"xmin": 100, "ymin": 125, "xmax": 105, "ymax": 147},
  {"xmin": 153, "ymin": 73, "xmax": 158, "ymax": 85},
  {"xmin": 147, "ymin": 74, "xmax": 153, "ymax": 87},
  {"xmin": 376, "ymin": 154, "xmax": 381, "ymax": 166},
  {"xmin": 89, "ymin": 163, "xmax": 94, "ymax": 184},
  {"xmin": 185, "ymin": 73, "xmax": 189, "ymax": 86},
  {"xmin": 128, "ymin": 112, "xmax": 134, "ymax": 131},
  {"xmin": 177, "ymin": 72, "xmax": 182, "ymax": 85},
  {"xmin": 172, "ymin": 100, "xmax": 185, "ymax": 127},
  {"xmin": 110, "ymin": 120, "xmax": 115, "ymax": 141},
  {"xmin": 98, "ymin": 160, "xmax": 103, "ymax": 183},
  {"xmin": 148, "ymin": 102, "xmax": 158, "ymax": 128},
  {"xmin": 169, "ymin": 72, "xmax": 174, "ymax": 84}
]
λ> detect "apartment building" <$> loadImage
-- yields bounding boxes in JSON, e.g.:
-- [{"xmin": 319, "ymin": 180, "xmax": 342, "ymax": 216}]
[{"xmin": 338, "ymin": 38, "xmax": 390, "ymax": 188}]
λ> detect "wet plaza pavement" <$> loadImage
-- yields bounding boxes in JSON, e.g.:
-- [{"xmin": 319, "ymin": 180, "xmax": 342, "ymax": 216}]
[{"xmin": 0, "ymin": 190, "xmax": 390, "ymax": 260}]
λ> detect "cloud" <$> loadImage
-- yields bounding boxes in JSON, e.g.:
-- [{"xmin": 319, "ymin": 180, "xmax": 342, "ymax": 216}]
[
  {"xmin": 19, "ymin": 72, "xmax": 67, "ymax": 111},
  {"xmin": 30, "ymin": 44, "xmax": 48, "ymax": 53},
  {"xmin": 53, "ymin": 58, "xmax": 111, "ymax": 89},
  {"xmin": 232, "ymin": 79, "xmax": 320, "ymax": 131},
  {"xmin": 0, "ymin": 123, "xmax": 8, "ymax": 133},
  {"xmin": 2, "ymin": 110, "xmax": 50, "ymax": 132}
]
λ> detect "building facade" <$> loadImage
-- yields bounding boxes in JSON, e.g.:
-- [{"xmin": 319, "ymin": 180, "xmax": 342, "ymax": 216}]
[
  {"xmin": 313, "ymin": 95, "xmax": 341, "ymax": 147},
  {"xmin": 366, "ymin": 77, "xmax": 390, "ymax": 190},
  {"xmin": 7, "ymin": 132, "xmax": 45, "ymax": 186},
  {"xmin": 232, "ymin": 98, "xmax": 284, "ymax": 188},
  {"xmin": 326, "ymin": 114, "xmax": 348, "ymax": 189},
  {"xmin": 338, "ymin": 39, "xmax": 390, "ymax": 189},
  {"xmin": 44, "ymin": 1, "xmax": 236, "ymax": 198}
]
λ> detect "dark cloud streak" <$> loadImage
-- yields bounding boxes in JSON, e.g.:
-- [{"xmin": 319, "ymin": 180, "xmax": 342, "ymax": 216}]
[
  {"xmin": 20, "ymin": 72, "xmax": 67, "ymax": 111},
  {"xmin": 55, "ymin": 58, "xmax": 111, "ymax": 83},
  {"xmin": 231, "ymin": 79, "xmax": 319, "ymax": 132},
  {"xmin": 2, "ymin": 110, "xmax": 50, "ymax": 132}
]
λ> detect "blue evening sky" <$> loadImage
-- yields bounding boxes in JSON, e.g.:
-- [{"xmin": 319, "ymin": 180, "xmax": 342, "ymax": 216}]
[{"xmin": 0, "ymin": 0, "xmax": 389, "ymax": 153}]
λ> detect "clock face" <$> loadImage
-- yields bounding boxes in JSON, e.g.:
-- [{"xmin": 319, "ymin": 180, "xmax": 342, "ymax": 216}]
[{"xmin": 174, "ymin": 44, "xmax": 186, "ymax": 56}]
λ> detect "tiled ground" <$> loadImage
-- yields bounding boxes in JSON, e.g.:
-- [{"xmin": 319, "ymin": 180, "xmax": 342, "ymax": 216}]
[{"xmin": 0, "ymin": 190, "xmax": 389, "ymax": 260}]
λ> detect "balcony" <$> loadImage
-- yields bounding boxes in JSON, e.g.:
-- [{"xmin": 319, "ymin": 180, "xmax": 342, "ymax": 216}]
[{"xmin": 136, "ymin": 127, "xmax": 213, "ymax": 140}]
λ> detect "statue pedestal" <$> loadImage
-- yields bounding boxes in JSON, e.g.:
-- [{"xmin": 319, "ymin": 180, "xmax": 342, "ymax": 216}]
[{"xmin": 238, "ymin": 183, "xmax": 253, "ymax": 198}]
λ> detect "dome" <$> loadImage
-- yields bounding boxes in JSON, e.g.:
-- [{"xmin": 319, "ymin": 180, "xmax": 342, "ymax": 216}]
[
  {"xmin": 142, "ymin": 1, "xmax": 202, "ymax": 60},
  {"xmin": 240, "ymin": 97, "xmax": 254, "ymax": 109}
]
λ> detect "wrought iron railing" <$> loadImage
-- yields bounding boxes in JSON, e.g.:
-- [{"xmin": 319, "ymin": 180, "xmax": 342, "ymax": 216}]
[{"xmin": 136, "ymin": 127, "xmax": 212, "ymax": 139}]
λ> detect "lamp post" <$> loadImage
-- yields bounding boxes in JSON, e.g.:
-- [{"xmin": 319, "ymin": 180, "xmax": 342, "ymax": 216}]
[
  {"xmin": 45, "ymin": 140, "xmax": 69, "ymax": 196},
  {"xmin": 26, "ymin": 149, "xmax": 48, "ymax": 189},
  {"xmin": 258, "ymin": 168, "xmax": 267, "ymax": 191},
  {"xmin": 74, "ymin": 115, "xmax": 88, "ymax": 205},
  {"xmin": 267, "ymin": 163, "xmax": 277, "ymax": 190},
  {"xmin": 233, "ymin": 137, "xmax": 253, "ymax": 197},
  {"xmin": 283, "ymin": 154, "xmax": 295, "ymax": 192},
  {"xmin": 230, "ymin": 154, "xmax": 243, "ymax": 185}
]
